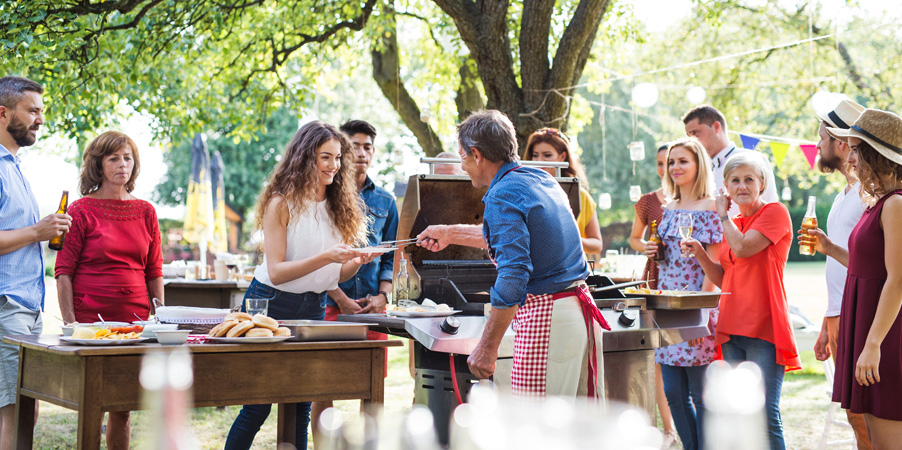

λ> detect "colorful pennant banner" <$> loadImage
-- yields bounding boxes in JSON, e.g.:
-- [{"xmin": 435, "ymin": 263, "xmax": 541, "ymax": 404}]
[
  {"xmin": 770, "ymin": 142, "xmax": 790, "ymax": 167},
  {"xmin": 739, "ymin": 134, "xmax": 761, "ymax": 150},
  {"xmin": 799, "ymin": 144, "xmax": 818, "ymax": 169}
]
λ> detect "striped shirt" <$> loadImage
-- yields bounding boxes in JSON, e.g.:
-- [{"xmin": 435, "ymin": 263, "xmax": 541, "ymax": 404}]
[{"xmin": 0, "ymin": 144, "xmax": 44, "ymax": 311}]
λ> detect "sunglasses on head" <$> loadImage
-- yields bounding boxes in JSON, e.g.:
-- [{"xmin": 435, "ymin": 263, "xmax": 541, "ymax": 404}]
[{"xmin": 536, "ymin": 127, "xmax": 570, "ymax": 144}]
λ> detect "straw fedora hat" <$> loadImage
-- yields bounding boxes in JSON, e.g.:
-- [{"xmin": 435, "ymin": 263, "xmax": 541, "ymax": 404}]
[
  {"xmin": 818, "ymin": 98, "xmax": 864, "ymax": 129},
  {"xmin": 827, "ymin": 109, "xmax": 902, "ymax": 166}
]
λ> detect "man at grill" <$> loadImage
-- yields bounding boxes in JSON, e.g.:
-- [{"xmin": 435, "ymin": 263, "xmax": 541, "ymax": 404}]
[{"xmin": 417, "ymin": 110, "xmax": 609, "ymax": 398}]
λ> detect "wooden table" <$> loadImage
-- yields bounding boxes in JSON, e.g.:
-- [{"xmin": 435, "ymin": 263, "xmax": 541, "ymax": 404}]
[
  {"xmin": 163, "ymin": 280, "xmax": 247, "ymax": 309},
  {"xmin": 5, "ymin": 334, "xmax": 401, "ymax": 449}
]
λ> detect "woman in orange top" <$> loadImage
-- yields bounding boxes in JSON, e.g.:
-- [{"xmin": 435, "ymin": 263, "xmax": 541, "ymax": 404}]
[{"xmin": 682, "ymin": 152, "xmax": 799, "ymax": 450}]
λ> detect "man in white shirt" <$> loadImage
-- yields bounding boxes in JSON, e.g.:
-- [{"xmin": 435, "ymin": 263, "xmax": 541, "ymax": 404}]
[
  {"xmin": 811, "ymin": 98, "xmax": 871, "ymax": 450},
  {"xmin": 682, "ymin": 105, "xmax": 779, "ymax": 216}
]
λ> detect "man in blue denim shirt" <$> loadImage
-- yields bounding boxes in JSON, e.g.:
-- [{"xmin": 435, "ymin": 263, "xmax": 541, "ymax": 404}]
[
  {"xmin": 418, "ymin": 110, "xmax": 605, "ymax": 398},
  {"xmin": 0, "ymin": 76, "xmax": 72, "ymax": 450},
  {"xmin": 313, "ymin": 120, "xmax": 399, "ymax": 434}
]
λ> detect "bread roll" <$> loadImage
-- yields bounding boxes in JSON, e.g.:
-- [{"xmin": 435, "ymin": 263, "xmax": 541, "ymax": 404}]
[
  {"xmin": 226, "ymin": 320, "xmax": 255, "ymax": 337},
  {"xmin": 210, "ymin": 320, "xmax": 239, "ymax": 337},
  {"xmin": 274, "ymin": 327, "xmax": 291, "ymax": 337},
  {"xmin": 252, "ymin": 314, "xmax": 279, "ymax": 331},
  {"xmin": 225, "ymin": 312, "xmax": 253, "ymax": 322},
  {"xmin": 246, "ymin": 327, "xmax": 274, "ymax": 337}
]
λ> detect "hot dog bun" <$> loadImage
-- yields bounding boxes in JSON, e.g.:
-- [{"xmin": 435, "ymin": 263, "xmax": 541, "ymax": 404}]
[
  {"xmin": 209, "ymin": 320, "xmax": 238, "ymax": 337},
  {"xmin": 226, "ymin": 320, "xmax": 255, "ymax": 337},
  {"xmin": 245, "ymin": 327, "xmax": 274, "ymax": 337},
  {"xmin": 225, "ymin": 312, "xmax": 253, "ymax": 322},
  {"xmin": 274, "ymin": 327, "xmax": 291, "ymax": 337},
  {"xmin": 252, "ymin": 314, "xmax": 279, "ymax": 331}
]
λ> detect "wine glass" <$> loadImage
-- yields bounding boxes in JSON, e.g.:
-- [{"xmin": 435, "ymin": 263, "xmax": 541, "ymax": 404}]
[{"xmin": 677, "ymin": 212, "xmax": 694, "ymax": 258}]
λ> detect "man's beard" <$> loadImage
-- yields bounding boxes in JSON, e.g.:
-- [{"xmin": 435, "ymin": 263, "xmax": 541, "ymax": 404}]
[
  {"xmin": 7, "ymin": 115, "xmax": 38, "ymax": 147},
  {"xmin": 817, "ymin": 146, "xmax": 843, "ymax": 173}
]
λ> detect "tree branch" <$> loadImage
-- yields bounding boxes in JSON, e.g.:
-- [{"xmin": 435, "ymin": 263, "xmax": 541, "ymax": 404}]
[{"xmin": 519, "ymin": 0, "xmax": 554, "ymax": 96}]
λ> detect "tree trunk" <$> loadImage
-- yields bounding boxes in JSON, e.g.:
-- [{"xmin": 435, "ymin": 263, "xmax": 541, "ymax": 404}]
[
  {"xmin": 370, "ymin": 10, "xmax": 444, "ymax": 156},
  {"xmin": 455, "ymin": 57, "xmax": 485, "ymax": 122}
]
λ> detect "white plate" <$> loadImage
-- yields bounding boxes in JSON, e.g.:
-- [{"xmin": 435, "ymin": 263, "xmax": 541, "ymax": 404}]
[
  {"xmin": 206, "ymin": 336, "xmax": 293, "ymax": 344},
  {"xmin": 355, "ymin": 247, "xmax": 396, "ymax": 254},
  {"xmin": 388, "ymin": 310, "xmax": 460, "ymax": 318},
  {"xmin": 60, "ymin": 337, "xmax": 150, "ymax": 346}
]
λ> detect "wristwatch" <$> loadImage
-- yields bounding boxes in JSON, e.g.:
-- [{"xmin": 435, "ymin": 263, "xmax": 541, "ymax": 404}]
[
  {"xmin": 719, "ymin": 214, "xmax": 730, "ymax": 223},
  {"xmin": 377, "ymin": 290, "xmax": 391, "ymax": 299}
]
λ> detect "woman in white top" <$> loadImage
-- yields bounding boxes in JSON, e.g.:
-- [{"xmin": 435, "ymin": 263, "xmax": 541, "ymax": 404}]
[{"xmin": 225, "ymin": 120, "xmax": 376, "ymax": 450}]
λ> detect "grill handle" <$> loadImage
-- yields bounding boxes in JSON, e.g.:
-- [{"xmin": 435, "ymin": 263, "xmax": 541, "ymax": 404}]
[{"xmin": 440, "ymin": 278, "xmax": 469, "ymax": 305}]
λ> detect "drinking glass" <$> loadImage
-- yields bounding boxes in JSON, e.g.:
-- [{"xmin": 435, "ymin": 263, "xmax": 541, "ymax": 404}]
[
  {"xmin": 245, "ymin": 298, "xmax": 269, "ymax": 316},
  {"xmin": 677, "ymin": 213, "xmax": 694, "ymax": 258}
]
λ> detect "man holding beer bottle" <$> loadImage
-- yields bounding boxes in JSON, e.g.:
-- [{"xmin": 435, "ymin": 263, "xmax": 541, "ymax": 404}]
[{"xmin": 0, "ymin": 76, "xmax": 71, "ymax": 450}]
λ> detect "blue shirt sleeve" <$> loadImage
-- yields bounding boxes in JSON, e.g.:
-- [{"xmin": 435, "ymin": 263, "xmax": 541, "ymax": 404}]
[
  {"xmin": 484, "ymin": 194, "xmax": 533, "ymax": 309},
  {"xmin": 378, "ymin": 199, "xmax": 399, "ymax": 282}
]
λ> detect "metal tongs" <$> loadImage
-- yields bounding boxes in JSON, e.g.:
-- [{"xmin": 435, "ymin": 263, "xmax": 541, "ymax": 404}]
[{"xmin": 377, "ymin": 238, "xmax": 422, "ymax": 248}]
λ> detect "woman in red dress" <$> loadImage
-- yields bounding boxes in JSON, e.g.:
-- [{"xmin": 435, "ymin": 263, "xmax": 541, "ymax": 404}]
[
  {"xmin": 806, "ymin": 109, "xmax": 902, "ymax": 448},
  {"xmin": 55, "ymin": 131, "xmax": 163, "ymax": 450}
]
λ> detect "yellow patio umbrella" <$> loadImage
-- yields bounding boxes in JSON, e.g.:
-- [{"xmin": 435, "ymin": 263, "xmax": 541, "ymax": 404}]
[
  {"xmin": 209, "ymin": 150, "xmax": 228, "ymax": 254},
  {"xmin": 183, "ymin": 133, "xmax": 214, "ymax": 272}
]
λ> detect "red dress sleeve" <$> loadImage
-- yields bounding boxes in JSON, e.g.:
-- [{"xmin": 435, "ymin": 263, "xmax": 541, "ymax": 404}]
[
  {"xmin": 144, "ymin": 202, "xmax": 163, "ymax": 281},
  {"xmin": 54, "ymin": 201, "xmax": 86, "ymax": 278},
  {"xmin": 749, "ymin": 203, "xmax": 793, "ymax": 245}
]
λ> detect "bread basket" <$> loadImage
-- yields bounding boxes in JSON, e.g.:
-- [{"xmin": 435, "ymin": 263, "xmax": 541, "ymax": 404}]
[{"xmin": 154, "ymin": 305, "xmax": 230, "ymax": 334}]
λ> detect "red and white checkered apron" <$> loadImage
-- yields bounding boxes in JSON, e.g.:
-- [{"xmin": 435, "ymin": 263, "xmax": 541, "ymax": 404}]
[{"xmin": 511, "ymin": 284, "xmax": 610, "ymax": 398}]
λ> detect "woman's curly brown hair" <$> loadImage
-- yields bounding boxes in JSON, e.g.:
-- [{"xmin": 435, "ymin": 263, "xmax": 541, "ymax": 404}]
[
  {"xmin": 523, "ymin": 127, "xmax": 589, "ymax": 188},
  {"xmin": 855, "ymin": 140, "xmax": 902, "ymax": 205},
  {"xmin": 255, "ymin": 121, "xmax": 367, "ymax": 246},
  {"xmin": 79, "ymin": 131, "xmax": 140, "ymax": 195}
]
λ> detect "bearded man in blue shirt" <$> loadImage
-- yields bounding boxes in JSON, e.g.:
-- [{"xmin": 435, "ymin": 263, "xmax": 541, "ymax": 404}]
[{"xmin": 417, "ymin": 110, "xmax": 609, "ymax": 399}]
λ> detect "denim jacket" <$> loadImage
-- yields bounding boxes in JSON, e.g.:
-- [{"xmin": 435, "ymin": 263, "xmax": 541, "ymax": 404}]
[{"xmin": 329, "ymin": 176, "xmax": 399, "ymax": 304}]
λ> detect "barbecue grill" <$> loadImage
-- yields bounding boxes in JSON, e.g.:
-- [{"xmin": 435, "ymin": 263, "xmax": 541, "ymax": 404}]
[{"xmin": 340, "ymin": 170, "xmax": 716, "ymax": 444}]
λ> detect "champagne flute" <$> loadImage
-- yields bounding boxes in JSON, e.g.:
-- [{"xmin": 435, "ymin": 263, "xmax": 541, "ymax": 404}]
[{"xmin": 678, "ymin": 212, "xmax": 693, "ymax": 258}]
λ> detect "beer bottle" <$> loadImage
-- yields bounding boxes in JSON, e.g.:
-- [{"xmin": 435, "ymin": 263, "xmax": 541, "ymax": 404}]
[
  {"xmin": 48, "ymin": 190, "xmax": 69, "ymax": 251},
  {"xmin": 799, "ymin": 196, "xmax": 818, "ymax": 255},
  {"xmin": 648, "ymin": 220, "xmax": 665, "ymax": 262}
]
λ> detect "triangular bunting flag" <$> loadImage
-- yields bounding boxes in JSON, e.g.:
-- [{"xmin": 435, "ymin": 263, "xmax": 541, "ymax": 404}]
[
  {"xmin": 740, "ymin": 134, "xmax": 761, "ymax": 150},
  {"xmin": 770, "ymin": 142, "xmax": 790, "ymax": 167},
  {"xmin": 799, "ymin": 144, "xmax": 818, "ymax": 169}
]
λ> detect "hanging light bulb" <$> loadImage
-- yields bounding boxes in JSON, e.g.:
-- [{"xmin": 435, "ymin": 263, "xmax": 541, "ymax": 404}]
[
  {"xmin": 629, "ymin": 186, "xmax": 642, "ymax": 202},
  {"xmin": 687, "ymin": 86, "xmax": 707, "ymax": 104},
  {"xmin": 419, "ymin": 107, "xmax": 431, "ymax": 123},
  {"xmin": 631, "ymin": 83, "xmax": 659, "ymax": 108},
  {"xmin": 781, "ymin": 184, "xmax": 792, "ymax": 202},
  {"xmin": 392, "ymin": 148, "xmax": 404, "ymax": 166},
  {"xmin": 598, "ymin": 193, "xmax": 612, "ymax": 210},
  {"xmin": 629, "ymin": 142, "xmax": 646, "ymax": 161}
]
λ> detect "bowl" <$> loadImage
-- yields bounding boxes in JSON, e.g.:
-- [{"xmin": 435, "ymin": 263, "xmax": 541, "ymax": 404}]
[
  {"xmin": 92, "ymin": 321, "xmax": 129, "ymax": 327},
  {"xmin": 61, "ymin": 325, "xmax": 75, "ymax": 336},
  {"xmin": 153, "ymin": 329, "xmax": 191, "ymax": 345},
  {"xmin": 141, "ymin": 323, "xmax": 179, "ymax": 338}
]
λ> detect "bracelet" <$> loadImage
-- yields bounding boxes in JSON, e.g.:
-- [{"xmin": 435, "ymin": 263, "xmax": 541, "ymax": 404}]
[{"xmin": 378, "ymin": 291, "xmax": 390, "ymax": 298}]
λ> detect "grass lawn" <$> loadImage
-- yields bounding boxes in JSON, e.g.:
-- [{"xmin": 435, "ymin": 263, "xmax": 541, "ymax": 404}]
[{"xmin": 30, "ymin": 261, "xmax": 855, "ymax": 449}]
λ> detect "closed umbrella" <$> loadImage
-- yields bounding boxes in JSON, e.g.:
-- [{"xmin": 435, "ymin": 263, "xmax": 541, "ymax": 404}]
[
  {"xmin": 183, "ymin": 133, "xmax": 214, "ymax": 274},
  {"xmin": 210, "ymin": 150, "xmax": 228, "ymax": 254}
]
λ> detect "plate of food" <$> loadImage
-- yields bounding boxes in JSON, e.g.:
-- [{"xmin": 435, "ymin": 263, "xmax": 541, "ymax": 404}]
[
  {"xmin": 60, "ymin": 337, "xmax": 149, "ymax": 346},
  {"xmin": 354, "ymin": 246, "xmax": 396, "ymax": 254},
  {"xmin": 206, "ymin": 335, "xmax": 293, "ymax": 344},
  {"xmin": 205, "ymin": 312, "xmax": 293, "ymax": 343}
]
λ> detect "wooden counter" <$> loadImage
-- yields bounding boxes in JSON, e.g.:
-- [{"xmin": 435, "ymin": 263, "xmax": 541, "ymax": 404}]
[
  {"xmin": 5, "ymin": 334, "xmax": 401, "ymax": 449},
  {"xmin": 163, "ymin": 279, "xmax": 247, "ymax": 309}
]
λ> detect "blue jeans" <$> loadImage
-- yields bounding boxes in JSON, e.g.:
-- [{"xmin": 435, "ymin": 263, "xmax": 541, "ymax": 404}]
[
  {"xmin": 721, "ymin": 335, "xmax": 785, "ymax": 450},
  {"xmin": 224, "ymin": 279, "xmax": 327, "ymax": 450},
  {"xmin": 661, "ymin": 364, "xmax": 707, "ymax": 450}
]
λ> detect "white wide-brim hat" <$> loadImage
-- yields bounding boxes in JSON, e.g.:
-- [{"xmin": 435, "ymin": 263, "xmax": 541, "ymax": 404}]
[
  {"xmin": 827, "ymin": 108, "xmax": 902, "ymax": 166},
  {"xmin": 818, "ymin": 98, "xmax": 864, "ymax": 130}
]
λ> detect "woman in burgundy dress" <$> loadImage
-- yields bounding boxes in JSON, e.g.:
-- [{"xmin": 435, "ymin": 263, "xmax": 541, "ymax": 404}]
[
  {"xmin": 806, "ymin": 109, "xmax": 902, "ymax": 448},
  {"xmin": 55, "ymin": 131, "xmax": 163, "ymax": 450}
]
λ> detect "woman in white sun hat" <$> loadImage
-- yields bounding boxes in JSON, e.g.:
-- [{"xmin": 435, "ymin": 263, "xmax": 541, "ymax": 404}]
[{"xmin": 806, "ymin": 108, "xmax": 902, "ymax": 447}]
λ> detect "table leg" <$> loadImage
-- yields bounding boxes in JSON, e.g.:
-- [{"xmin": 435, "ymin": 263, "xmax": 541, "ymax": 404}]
[
  {"xmin": 77, "ymin": 359, "xmax": 104, "ymax": 450},
  {"xmin": 362, "ymin": 348, "xmax": 386, "ymax": 416},
  {"xmin": 277, "ymin": 403, "xmax": 297, "ymax": 448},
  {"xmin": 14, "ymin": 396, "xmax": 35, "ymax": 450}
]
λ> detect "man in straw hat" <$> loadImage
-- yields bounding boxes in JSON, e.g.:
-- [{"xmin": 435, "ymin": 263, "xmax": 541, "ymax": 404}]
[
  {"xmin": 809, "ymin": 108, "xmax": 902, "ymax": 448},
  {"xmin": 806, "ymin": 97, "xmax": 871, "ymax": 450}
]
